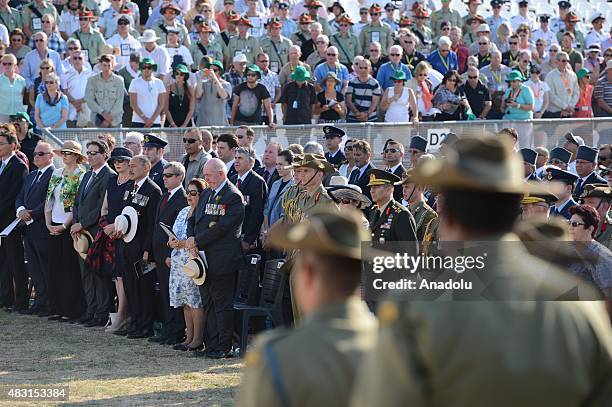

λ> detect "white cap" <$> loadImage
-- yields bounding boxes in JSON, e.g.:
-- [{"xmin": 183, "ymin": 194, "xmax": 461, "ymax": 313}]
[
  {"xmin": 590, "ymin": 11, "xmax": 605, "ymax": 23},
  {"xmin": 477, "ymin": 24, "xmax": 491, "ymax": 32},
  {"xmin": 233, "ymin": 53, "xmax": 248, "ymax": 63}
]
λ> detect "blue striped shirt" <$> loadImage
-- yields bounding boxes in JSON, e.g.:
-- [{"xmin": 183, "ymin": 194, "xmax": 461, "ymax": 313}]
[{"xmin": 346, "ymin": 76, "xmax": 381, "ymax": 121}]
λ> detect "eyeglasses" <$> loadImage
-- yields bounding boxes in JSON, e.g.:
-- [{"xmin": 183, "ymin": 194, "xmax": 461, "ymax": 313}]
[
  {"xmin": 550, "ymin": 49, "xmax": 559, "ymax": 53},
  {"xmin": 86, "ymin": 151, "xmax": 101, "ymax": 156},
  {"xmin": 569, "ymin": 221, "xmax": 586, "ymax": 228},
  {"xmin": 68, "ymin": 47, "xmax": 79, "ymax": 50},
  {"xmin": 141, "ymin": 66, "xmax": 154, "ymax": 70},
  {"xmin": 468, "ymin": 75, "xmax": 478, "ymax": 79},
  {"xmin": 33, "ymin": 152, "xmax": 51, "ymax": 156},
  {"xmin": 327, "ymin": 53, "xmax": 337, "ymax": 56},
  {"xmin": 369, "ymin": 49, "xmax": 379, "ymax": 53},
  {"xmin": 183, "ymin": 138, "xmax": 198, "ymax": 144},
  {"xmin": 42, "ymin": 20, "xmax": 52, "ymax": 24},
  {"xmin": 45, "ymin": 81, "xmax": 56, "ymax": 85},
  {"xmin": 559, "ymin": 59, "xmax": 569, "ymax": 63},
  {"xmin": 509, "ymin": 41, "xmax": 518, "ymax": 45},
  {"xmin": 384, "ymin": 148, "xmax": 399, "ymax": 153},
  {"xmin": 404, "ymin": 41, "xmax": 414, "ymax": 44},
  {"xmin": 163, "ymin": 173, "xmax": 177, "ymax": 178},
  {"xmin": 344, "ymin": 146, "xmax": 353, "ymax": 151},
  {"xmin": 370, "ymin": 13, "xmax": 380, "ymax": 16},
  {"xmin": 2, "ymin": 62, "xmax": 12, "ymax": 66},
  {"xmin": 390, "ymin": 53, "xmax": 401, "ymax": 56},
  {"xmin": 35, "ymin": 39, "xmax": 45, "ymax": 43},
  {"xmin": 11, "ymin": 38, "xmax": 22, "ymax": 42},
  {"xmin": 187, "ymin": 190, "xmax": 200, "ymax": 196},
  {"xmin": 73, "ymin": 56, "xmax": 83, "ymax": 60},
  {"xmin": 340, "ymin": 199, "xmax": 358, "ymax": 205}
]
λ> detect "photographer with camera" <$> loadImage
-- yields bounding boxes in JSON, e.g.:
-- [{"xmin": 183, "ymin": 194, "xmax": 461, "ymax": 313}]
[
  {"xmin": 432, "ymin": 69, "xmax": 471, "ymax": 121},
  {"xmin": 501, "ymin": 70, "xmax": 534, "ymax": 121}
]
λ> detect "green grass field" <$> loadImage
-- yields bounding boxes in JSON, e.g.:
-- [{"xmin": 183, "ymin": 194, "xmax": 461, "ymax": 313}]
[{"xmin": 0, "ymin": 310, "xmax": 243, "ymax": 406}]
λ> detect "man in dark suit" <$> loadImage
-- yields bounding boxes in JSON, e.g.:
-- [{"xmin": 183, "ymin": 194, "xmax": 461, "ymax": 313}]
[
  {"xmin": 256, "ymin": 142, "xmax": 281, "ymax": 189},
  {"xmin": 384, "ymin": 139, "xmax": 407, "ymax": 201},
  {"xmin": 545, "ymin": 167, "xmax": 579, "ymax": 220},
  {"xmin": 0, "ymin": 125, "xmax": 28, "ymax": 311},
  {"xmin": 149, "ymin": 162, "xmax": 188, "ymax": 345},
  {"xmin": 115, "ymin": 155, "xmax": 162, "ymax": 338},
  {"xmin": 348, "ymin": 140, "xmax": 376, "ymax": 200},
  {"xmin": 323, "ymin": 126, "xmax": 346, "ymax": 169},
  {"xmin": 235, "ymin": 147, "xmax": 268, "ymax": 253},
  {"xmin": 520, "ymin": 148, "xmax": 540, "ymax": 181},
  {"xmin": 574, "ymin": 146, "xmax": 607, "ymax": 198},
  {"xmin": 71, "ymin": 140, "xmax": 116, "ymax": 327},
  {"xmin": 187, "ymin": 158, "xmax": 245, "ymax": 359},
  {"xmin": 15, "ymin": 141, "xmax": 54, "ymax": 315},
  {"xmin": 235, "ymin": 125, "xmax": 262, "ymax": 170},
  {"xmin": 143, "ymin": 134, "xmax": 168, "ymax": 193},
  {"xmin": 217, "ymin": 133, "xmax": 240, "ymax": 182}
]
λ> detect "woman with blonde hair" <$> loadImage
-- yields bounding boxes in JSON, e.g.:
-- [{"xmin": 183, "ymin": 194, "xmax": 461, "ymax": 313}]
[
  {"xmin": 34, "ymin": 72, "xmax": 68, "ymax": 129},
  {"xmin": 28, "ymin": 58, "xmax": 55, "ymax": 108},
  {"xmin": 0, "ymin": 54, "xmax": 26, "ymax": 122},
  {"xmin": 406, "ymin": 61, "xmax": 438, "ymax": 121},
  {"xmin": 495, "ymin": 22, "xmax": 512, "ymax": 53}
]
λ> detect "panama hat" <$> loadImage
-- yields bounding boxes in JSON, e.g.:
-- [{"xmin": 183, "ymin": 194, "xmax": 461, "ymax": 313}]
[
  {"xmin": 410, "ymin": 136, "xmax": 554, "ymax": 194},
  {"xmin": 182, "ymin": 255, "xmax": 207, "ymax": 285},
  {"xmin": 114, "ymin": 206, "xmax": 138, "ymax": 243},
  {"xmin": 73, "ymin": 230, "xmax": 94, "ymax": 260},
  {"xmin": 139, "ymin": 29, "xmax": 160, "ymax": 43},
  {"xmin": 326, "ymin": 176, "xmax": 372, "ymax": 209},
  {"xmin": 53, "ymin": 140, "xmax": 85, "ymax": 158}
]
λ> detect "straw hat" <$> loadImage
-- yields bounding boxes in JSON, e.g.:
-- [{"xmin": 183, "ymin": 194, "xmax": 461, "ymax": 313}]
[
  {"xmin": 182, "ymin": 255, "xmax": 207, "ymax": 285},
  {"xmin": 53, "ymin": 140, "xmax": 85, "ymax": 158},
  {"xmin": 73, "ymin": 230, "xmax": 94, "ymax": 260}
]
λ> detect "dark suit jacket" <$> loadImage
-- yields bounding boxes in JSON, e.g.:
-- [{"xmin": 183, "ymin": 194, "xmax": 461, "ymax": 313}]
[
  {"xmin": 227, "ymin": 162, "xmax": 238, "ymax": 183},
  {"xmin": 0, "ymin": 155, "xmax": 28, "ymax": 230},
  {"xmin": 150, "ymin": 159, "xmax": 168, "ymax": 194},
  {"xmin": 152, "ymin": 187, "xmax": 188, "ymax": 264},
  {"xmin": 73, "ymin": 165, "xmax": 115, "ymax": 235},
  {"xmin": 237, "ymin": 170, "xmax": 268, "ymax": 245},
  {"xmin": 187, "ymin": 180, "xmax": 245, "ymax": 276},
  {"xmin": 15, "ymin": 165, "xmax": 55, "ymax": 238},
  {"xmin": 350, "ymin": 162, "xmax": 375, "ymax": 200},
  {"xmin": 550, "ymin": 197, "xmax": 578, "ymax": 220},
  {"xmin": 390, "ymin": 164, "xmax": 407, "ymax": 202},
  {"xmin": 325, "ymin": 150, "xmax": 346, "ymax": 168},
  {"xmin": 121, "ymin": 177, "xmax": 162, "ymax": 259},
  {"xmin": 256, "ymin": 166, "xmax": 280, "ymax": 189},
  {"xmin": 574, "ymin": 172, "xmax": 607, "ymax": 198}
]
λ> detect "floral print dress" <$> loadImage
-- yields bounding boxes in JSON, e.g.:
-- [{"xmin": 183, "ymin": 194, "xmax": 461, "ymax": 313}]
[{"xmin": 169, "ymin": 206, "xmax": 203, "ymax": 309}]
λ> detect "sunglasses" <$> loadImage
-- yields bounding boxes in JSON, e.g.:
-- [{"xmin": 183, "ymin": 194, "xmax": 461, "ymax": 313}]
[
  {"xmin": 440, "ymin": 49, "xmax": 449, "ymax": 53},
  {"xmin": 369, "ymin": 49, "xmax": 379, "ymax": 53},
  {"xmin": 35, "ymin": 39, "xmax": 45, "ymax": 42},
  {"xmin": 446, "ymin": 78, "xmax": 457, "ymax": 82},
  {"xmin": 86, "ymin": 151, "xmax": 101, "ymax": 156},
  {"xmin": 42, "ymin": 20, "xmax": 52, "ymax": 24},
  {"xmin": 340, "ymin": 199, "xmax": 358, "ymax": 205},
  {"xmin": 118, "ymin": 21, "xmax": 129, "ymax": 25},
  {"xmin": 509, "ymin": 42, "xmax": 518, "ymax": 45},
  {"xmin": 550, "ymin": 49, "xmax": 559, "ymax": 52},
  {"xmin": 360, "ymin": 11, "xmax": 368, "ymax": 15},
  {"xmin": 339, "ymin": 24, "xmax": 349, "ymax": 27},
  {"xmin": 370, "ymin": 13, "xmax": 380, "ymax": 16},
  {"xmin": 141, "ymin": 66, "xmax": 154, "ymax": 70},
  {"xmin": 61, "ymin": 151, "xmax": 75, "ymax": 156},
  {"xmin": 33, "ymin": 152, "xmax": 50, "ymax": 156},
  {"xmin": 559, "ymin": 59, "xmax": 569, "ymax": 63},
  {"xmin": 569, "ymin": 221, "xmax": 586, "ymax": 228},
  {"xmin": 384, "ymin": 148, "xmax": 399, "ymax": 153},
  {"xmin": 187, "ymin": 190, "xmax": 200, "ymax": 196},
  {"xmin": 45, "ymin": 81, "xmax": 56, "ymax": 85},
  {"xmin": 11, "ymin": 38, "xmax": 22, "ymax": 42},
  {"xmin": 316, "ymin": 41, "xmax": 326, "ymax": 44},
  {"xmin": 2, "ymin": 62, "xmax": 12, "ymax": 66},
  {"xmin": 390, "ymin": 53, "xmax": 401, "ymax": 56},
  {"xmin": 68, "ymin": 47, "xmax": 79, "ymax": 50},
  {"xmin": 73, "ymin": 56, "xmax": 83, "ymax": 60},
  {"xmin": 162, "ymin": 173, "xmax": 177, "ymax": 178},
  {"xmin": 113, "ymin": 158, "xmax": 128, "ymax": 164},
  {"xmin": 345, "ymin": 146, "xmax": 353, "ymax": 151},
  {"xmin": 478, "ymin": 42, "xmax": 488, "ymax": 45},
  {"xmin": 183, "ymin": 138, "xmax": 198, "ymax": 144},
  {"xmin": 79, "ymin": 18, "xmax": 91, "ymax": 21},
  {"xmin": 327, "ymin": 53, "xmax": 338, "ymax": 56},
  {"xmin": 468, "ymin": 75, "xmax": 478, "ymax": 79}
]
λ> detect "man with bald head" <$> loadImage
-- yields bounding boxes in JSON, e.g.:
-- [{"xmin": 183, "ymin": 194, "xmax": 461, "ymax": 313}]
[
  {"xmin": 201, "ymin": 129, "xmax": 217, "ymax": 158},
  {"xmin": 187, "ymin": 158, "xmax": 245, "ymax": 359}
]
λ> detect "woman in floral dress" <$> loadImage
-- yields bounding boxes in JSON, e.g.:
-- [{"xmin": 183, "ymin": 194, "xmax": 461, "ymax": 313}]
[{"xmin": 168, "ymin": 178, "xmax": 207, "ymax": 351}]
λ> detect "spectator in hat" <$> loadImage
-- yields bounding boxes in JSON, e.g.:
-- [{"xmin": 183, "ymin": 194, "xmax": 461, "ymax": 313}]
[
  {"xmin": 520, "ymin": 148, "xmax": 539, "ymax": 181},
  {"xmin": 152, "ymin": 3, "xmax": 190, "ymax": 47},
  {"xmin": 279, "ymin": 65, "xmax": 317, "ymax": 124},
  {"xmin": 330, "ymin": 14, "xmax": 361, "ymax": 69},
  {"xmin": 584, "ymin": 44, "xmax": 603, "ymax": 85},
  {"xmin": 510, "ymin": 0, "xmax": 536, "ymax": 32},
  {"xmin": 259, "ymin": 19, "xmax": 292, "ymax": 75},
  {"xmin": 359, "ymin": 4, "xmax": 394, "ymax": 57},
  {"xmin": 381, "ymin": 70, "xmax": 418, "ymax": 123},
  {"xmin": 547, "ymin": 147, "xmax": 572, "ymax": 171},
  {"xmin": 550, "ymin": 0, "xmax": 572, "ymax": 33},
  {"xmin": 315, "ymin": 71, "xmax": 345, "ymax": 123},
  {"xmin": 98, "ymin": 0, "xmax": 140, "ymax": 39},
  {"xmin": 432, "ymin": 69, "xmax": 470, "ymax": 121},
  {"xmin": 574, "ymin": 146, "xmax": 607, "ymax": 197},
  {"xmin": 485, "ymin": 0, "xmax": 508, "ymax": 44},
  {"xmin": 0, "ymin": 54, "xmax": 26, "ymax": 122},
  {"xmin": 164, "ymin": 64, "xmax": 195, "ymax": 127},
  {"xmin": 129, "ymin": 57, "xmax": 166, "ymax": 127},
  {"xmin": 276, "ymin": 2, "xmax": 296, "ymax": 39},
  {"xmin": 323, "ymin": 126, "xmax": 346, "ymax": 167},
  {"xmin": 432, "ymin": 0, "xmax": 463, "ymax": 38},
  {"xmin": 593, "ymin": 60, "xmax": 612, "ymax": 117},
  {"xmin": 556, "ymin": 11, "xmax": 585, "ymax": 52},
  {"xmin": 560, "ymin": 31, "xmax": 583, "ymax": 72},
  {"xmin": 10, "ymin": 112, "xmax": 41, "ymax": 165},
  {"xmin": 501, "ymin": 70, "xmax": 534, "ymax": 121},
  {"xmin": 69, "ymin": 10, "xmax": 105, "ymax": 66},
  {"xmin": 189, "ymin": 23, "xmax": 224, "ymax": 64},
  {"xmin": 230, "ymin": 63, "xmax": 274, "ymax": 126},
  {"xmin": 381, "ymin": 3, "xmax": 398, "ymax": 31},
  {"xmin": 195, "ymin": 59, "xmax": 232, "ymax": 126},
  {"xmin": 106, "ymin": 16, "xmax": 143, "ymax": 70},
  {"xmin": 464, "ymin": 14, "xmax": 486, "ymax": 47},
  {"xmin": 142, "ymin": 134, "xmax": 169, "ymax": 192},
  {"xmin": 532, "ymin": 14, "xmax": 558, "ymax": 50},
  {"xmin": 545, "ymin": 51, "xmax": 579, "ymax": 118},
  {"xmin": 406, "ymin": 135, "xmax": 427, "ymax": 168},
  {"xmin": 411, "ymin": 7, "xmax": 433, "ymax": 55},
  {"xmin": 186, "ymin": 1, "xmax": 219, "ymax": 34},
  {"xmin": 586, "ymin": 12, "xmax": 607, "ymax": 50},
  {"xmin": 427, "ymin": 36, "xmax": 458, "ymax": 75},
  {"xmin": 224, "ymin": 16, "xmax": 262, "ymax": 66},
  {"xmin": 574, "ymin": 68, "xmax": 594, "ymax": 118},
  {"xmin": 139, "ymin": 29, "xmax": 171, "ymax": 78},
  {"xmin": 161, "ymin": 27, "xmax": 194, "ymax": 71},
  {"xmin": 524, "ymin": 64, "xmax": 549, "ymax": 119},
  {"xmin": 461, "ymin": 0, "xmax": 483, "ymax": 35}
]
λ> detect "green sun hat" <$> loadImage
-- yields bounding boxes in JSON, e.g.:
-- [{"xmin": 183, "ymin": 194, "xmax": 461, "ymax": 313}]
[
  {"xmin": 576, "ymin": 68, "xmax": 591, "ymax": 80},
  {"xmin": 173, "ymin": 63, "xmax": 190, "ymax": 79},
  {"xmin": 245, "ymin": 63, "xmax": 262, "ymax": 78},
  {"xmin": 139, "ymin": 57, "xmax": 158, "ymax": 72},
  {"xmin": 292, "ymin": 65, "xmax": 311, "ymax": 81},
  {"xmin": 390, "ymin": 70, "xmax": 407, "ymax": 82},
  {"xmin": 505, "ymin": 70, "xmax": 526, "ymax": 83}
]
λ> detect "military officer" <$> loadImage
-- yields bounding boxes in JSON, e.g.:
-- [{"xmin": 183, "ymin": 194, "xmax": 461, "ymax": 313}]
[
  {"xmin": 218, "ymin": 10, "xmax": 239, "ymax": 51},
  {"xmin": 580, "ymin": 184, "xmax": 612, "ymax": 250},
  {"xmin": 520, "ymin": 189, "xmax": 558, "ymax": 220},
  {"xmin": 359, "ymin": 3, "xmax": 394, "ymax": 57},
  {"xmin": 0, "ymin": 0, "xmax": 22, "ymax": 33},
  {"xmin": 259, "ymin": 18, "xmax": 293, "ymax": 74},
  {"xmin": 225, "ymin": 16, "xmax": 262, "ymax": 65},
  {"xmin": 485, "ymin": 0, "xmax": 508, "ymax": 44},
  {"xmin": 556, "ymin": 11, "xmax": 585, "ymax": 51},
  {"xmin": 574, "ymin": 146, "xmax": 607, "ymax": 197},
  {"xmin": 153, "ymin": 3, "xmax": 190, "ymax": 47},
  {"xmin": 142, "ymin": 134, "xmax": 168, "ymax": 193},
  {"xmin": 330, "ymin": 14, "xmax": 361, "ymax": 69},
  {"xmin": 367, "ymin": 169, "xmax": 418, "ymax": 249},
  {"xmin": 70, "ymin": 9, "xmax": 106, "ymax": 65},
  {"xmin": 189, "ymin": 24, "xmax": 224, "ymax": 66},
  {"xmin": 396, "ymin": 169, "xmax": 437, "ymax": 243},
  {"xmin": 520, "ymin": 148, "xmax": 540, "ymax": 181},
  {"xmin": 411, "ymin": 7, "xmax": 433, "ymax": 55},
  {"xmin": 431, "ymin": 0, "xmax": 462, "ymax": 38},
  {"xmin": 510, "ymin": 0, "xmax": 537, "ymax": 32},
  {"xmin": 351, "ymin": 136, "xmax": 611, "ymax": 407},
  {"xmin": 236, "ymin": 209, "xmax": 377, "ymax": 407},
  {"xmin": 323, "ymin": 126, "xmax": 346, "ymax": 169},
  {"xmin": 290, "ymin": 14, "xmax": 313, "ymax": 47},
  {"xmin": 545, "ymin": 166, "xmax": 578, "ymax": 220},
  {"xmin": 546, "ymin": 147, "xmax": 572, "ymax": 171}
]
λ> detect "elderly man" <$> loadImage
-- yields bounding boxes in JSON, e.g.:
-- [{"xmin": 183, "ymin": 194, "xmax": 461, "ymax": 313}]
[
  {"xmin": 427, "ymin": 36, "xmax": 458, "ymax": 75},
  {"xmin": 545, "ymin": 51, "xmax": 579, "ymax": 118},
  {"xmin": 375, "ymin": 44, "xmax": 412, "ymax": 90},
  {"xmin": 461, "ymin": 66, "xmax": 492, "ymax": 120},
  {"xmin": 257, "ymin": 142, "xmax": 281, "ymax": 188},
  {"xmin": 181, "ymin": 128, "xmax": 211, "ymax": 186},
  {"xmin": 201, "ymin": 130, "xmax": 217, "ymax": 158},
  {"xmin": 85, "ymin": 54, "xmax": 125, "ymax": 127},
  {"xmin": 186, "ymin": 158, "xmax": 245, "ymax": 358},
  {"xmin": 124, "ymin": 131, "xmax": 144, "ymax": 156},
  {"xmin": 313, "ymin": 46, "xmax": 349, "ymax": 93},
  {"xmin": 21, "ymin": 31, "xmax": 64, "ymax": 88},
  {"xmin": 28, "ymin": 14, "xmax": 66, "ymax": 55},
  {"xmin": 63, "ymin": 50, "xmax": 94, "ymax": 127},
  {"xmin": 279, "ymin": 45, "xmax": 312, "ymax": 87},
  {"xmin": 347, "ymin": 58, "xmax": 381, "ymax": 122}
]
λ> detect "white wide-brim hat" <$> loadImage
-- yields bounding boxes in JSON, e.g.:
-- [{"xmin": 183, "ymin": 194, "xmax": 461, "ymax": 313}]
[{"xmin": 114, "ymin": 206, "xmax": 138, "ymax": 243}]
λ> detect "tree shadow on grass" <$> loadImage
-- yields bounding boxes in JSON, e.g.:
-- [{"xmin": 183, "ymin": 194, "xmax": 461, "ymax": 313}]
[{"xmin": 61, "ymin": 387, "xmax": 239, "ymax": 406}]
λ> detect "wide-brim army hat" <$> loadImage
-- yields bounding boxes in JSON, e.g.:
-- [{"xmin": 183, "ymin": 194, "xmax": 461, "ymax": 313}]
[
  {"xmin": 73, "ymin": 230, "xmax": 94, "ymax": 260},
  {"xmin": 409, "ymin": 136, "xmax": 553, "ymax": 194},
  {"xmin": 267, "ymin": 208, "xmax": 372, "ymax": 260},
  {"xmin": 579, "ymin": 184, "xmax": 612, "ymax": 200},
  {"xmin": 394, "ymin": 168, "xmax": 415, "ymax": 185},
  {"xmin": 287, "ymin": 153, "xmax": 335, "ymax": 173}
]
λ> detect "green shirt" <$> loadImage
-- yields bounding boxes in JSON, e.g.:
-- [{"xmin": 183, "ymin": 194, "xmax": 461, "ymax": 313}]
[
  {"xmin": 0, "ymin": 7, "xmax": 22, "ymax": 33},
  {"xmin": 189, "ymin": 39, "xmax": 224, "ymax": 66},
  {"xmin": 330, "ymin": 33, "xmax": 361, "ymax": 67},
  {"xmin": 224, "ymin": 35, "xmax": 262, "ymax": 65},
  {"xmin": 259, "ymin": 36, "xmax": 293, "ymax": 73},
  {"xmin": 70, "ymin": 29, "xmax": 106, "ymax": 65},
  {"xmin": 22, "ymin": 2, "xmax": 60, "ymax": 34},
  {"xmin": 359, "ymin": 22, "xmax": 394, "ymax": 56}
]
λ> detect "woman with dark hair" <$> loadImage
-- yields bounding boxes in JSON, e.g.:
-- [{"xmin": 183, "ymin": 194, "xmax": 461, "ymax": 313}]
[
  {"xmin": 568, "ymin": 204, "xmax": 612, "ymax": 298},
  {"xmin": 432, "ymin": 69, "xmax": 470, "ymax": 121},
  {"xmin": 164, "ymin": 64, "xmax": 195, "ymax": 127},
  {"xmin": 167, "ymin": 178, "xmax": 207, "ymax": 351}
]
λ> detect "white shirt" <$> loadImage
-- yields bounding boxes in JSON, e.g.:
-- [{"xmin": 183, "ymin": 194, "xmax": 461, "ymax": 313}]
[
  {"xmin": 0, "ymin": 24, "xmax": 8, "ymax": 47},
  {"xmin": 1, "ymin": 152, "xmax": 14, "ymax": 169},
  {"xmin": 139, "ymin": 45, "xmax": 171, "ymax": 77},
  {"xmin": 107, "ymin": 33, "xmax": 142, "ymax": 70},
  {"xmin": 531, "ymin": 28, "xmax": 558, "ymax": 47},
  {"xmin": 128, "ymin": 76, "xmax": 167, "ymax": 124},
  {"xmin": 59, "ymin": 10, "xmax": 80, "ymax": 37},
  {"xmin": 160, "ymin": 44, "xmax": 194, "ymax": 68},
  {"xmin": 237, "ymin": 169, "xmax": 252, "ymax": 184},
  {"xmin": 524, "ymin": 79, "xmax": 550, "ymax": 113},
  {"xmin": 134, "ymin": 176, "xmax": 147, "ymax": 194},
  {"xmin": 64, "ymin": 66, "xmax": 95, "ymax": 120},
  {"xmin": 553, "ymin": 196, "xmax": 572, "ymax": 212},
  {"xmin": 226, "ymin": 159, "xmax": 235, "ymax": 171},
  {"xmin": 387, "ymin": 163, "xmax": 402, "ymax": 173},
  {"xmin": 167, "ymin": 184, "xmax": 182, "ymax": 199},
  {"xmin": 214, "ymin": 179, "xmax": 227, "ymax": 196}
]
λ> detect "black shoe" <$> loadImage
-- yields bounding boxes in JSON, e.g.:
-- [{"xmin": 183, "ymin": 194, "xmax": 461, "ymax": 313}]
[
  {"xmin": 188, "ymin": 344, "xmax": 204, "ymax": 352},
  {"xmin": 206, "ymin": 350, "xmax": 233, "ymax": 359},
  {"xmin": 147, "ymin": 334, "xmax": 168, "ymax": 344},
  {"xmin": 173, "ymin": 343, "xmax": 189, "ymax": 351},
  {"xmin": 37, "ymin": 309, "xmax": 52, "ymax": 317},
  {"xmin": 77, "ymin": 314, "xmax": 93, "ymax": 325},
  {"xmin": 128, "ymin": 329, "xmax": 153, "ymax": 339},
  {"xmin": 191, "ymin": 349, "xmax": 208, "ymax": 358},
  {"xmin": 84, "ymin": 318, "xmax": 107, "ymax": 328},
  {"xmin": 47, "ymin": 315, "xmax": 62, "ymax": 321},
  {"xmin": 164, "ymin": 335, "xmax": 186, "ymax": 345}
]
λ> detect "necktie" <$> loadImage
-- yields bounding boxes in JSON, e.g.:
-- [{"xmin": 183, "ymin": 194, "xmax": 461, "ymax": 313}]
[
  {"xmin": 349, "ymin": 168, "xmax": 359, "ymax": 184},
  {"xmin": 159, "ymin": 192, "xmax": 170, "ymax": 212},
  {"xmin": 236, "ymin": 178, "xmax": 242, "ymax": 188},
  {"xmin": 0, "ymin": 160, "xmax": 6, "ymax": 176},
  {"xmin": 387, "ymin": 168, "xmax": 393, "ymax": 173},
  {"xmin": 575, "ymin": 179, "xmax": 583, "ymax": 194},
  {"xmin": 32, "ymin": 170, "xmax": 42, "ymax": 185},
  {"xmin": 263, "ymin": 170, "xmax": 270, "ymax": 183},
  {"xmin": 83, "ymin": 171, "xmax": 96, "ymax": 195}
]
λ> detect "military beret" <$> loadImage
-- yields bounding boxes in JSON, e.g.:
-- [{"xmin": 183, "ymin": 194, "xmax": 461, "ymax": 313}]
[
  {"xmin": 323, "ymin": 125, "xmax": 345, "ymax": 138},
  {"xmin": 575, "ymin": 146, "xmax": 598, "ymax": 163},
  {"xmin": 545, "ymin": 167, "xmax": 578, "ymax": 185},
  {"xmin": 367, "ymin": 168, "xmax": 400, "ymax": 186},
  {"xmin": 520, "ymin": 148, "xmax": 538, "ymax": 165},
  {"xmin": 143, "ymin": 134, "xmax": 168, "ymax": 148},
  {"xmin": 409, "ymin": 135, "xmax": 428, "ymax": 152},
  {"xmin": 549, "ymin": 147, "xmax": 572, "ymax": 164}
]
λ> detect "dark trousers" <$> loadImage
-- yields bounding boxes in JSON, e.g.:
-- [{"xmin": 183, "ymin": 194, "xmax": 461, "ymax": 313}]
[
  {"xmin": 0, "ymin": 230, "xmax": 27, "ymax": 308},
  {"xmin": 199, "ymin": 272, "xmax": 237, "ymax": 353},
  {"xmin": 118, "ymin": 241, "xmax": 156, "ymax": 332},
  {"xmin": 134, "ymin": 0, "xmax": 149, "ymax": 26},
  {"xmin": 155, "ymin": 261, "xmax": 185, "ymax": 338},
  {"xmin": 48, "ymin": 229, "xmax": 86, "ymax": 318},
  {"xmin": 542, "ymin": 111, "xmax": 562, "ymax": 118},
  {"xmin": 24, "ymin": 234, "xmax": 50, "ymax": 309},
  {"xmin": 78, "ymin": 257, "xmax": 114, "ymax": 319},
  {"xmin": 130, "ymin": 122, "xmax": 161, "ymax": 128}
]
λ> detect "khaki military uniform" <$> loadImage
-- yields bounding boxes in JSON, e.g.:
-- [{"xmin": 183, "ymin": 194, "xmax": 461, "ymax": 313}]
[
  {"xmin": 236, "ymin": 298, "xmax": 377, "ymax": 407},
  {"xmin": 351, "ymin": 235, "xmax": 612, "ymax": 407},
  {"xmin": 408, "ymin": 201, "xmax": 437, "ymax": 243},
  {"xmin": 431, "ymin": 9, "xmax": 462, "ymax": 37},
  {"xmin": 411, "ymin": 25, "xmax": 434, "ymax": 55},
  {"xmin": 595, "ymin": 215, "xmax": 612, "ymax": 251},
  {"xmin": 70, "ymin": 28, "xmax": 106, "ymax": 65},
  {"xmin": 22, "ymin": 1, "xmax": 60, "ymax": 35},
  {"xmin": 189, "ymin": 40, "xmax": 224, "ymax": 66},
  {"xmin": 317, "ymin": 16, "xmax": 332, "ymax": 37},
  {"xmin": 330, "ymin": 32, "xmax": 361, "ymax": 68},
  {"xmin": 290, "ymin": 30, "xmax": 310, "ymax": 47},
  {"xmin": 0, "ymin": 7, "xmax": 23, "ymax": 33},
  {"xmin": 259, "ymin": 36, "xmax": 293, "ymax": 74},
  {"xmin": 421, "ymin": 215, "xmax": 439, "ymax": 256},
  {"xmin": 153, "ymin": 21, "xmax": 191, "ymax": 47},
  {"xmin": 359, "ymin": 22, "xmax": 394, "ymax": 56},
  {"xmin": 224, "ymin": 34, "xmax": 262, "ymax": 64}
]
